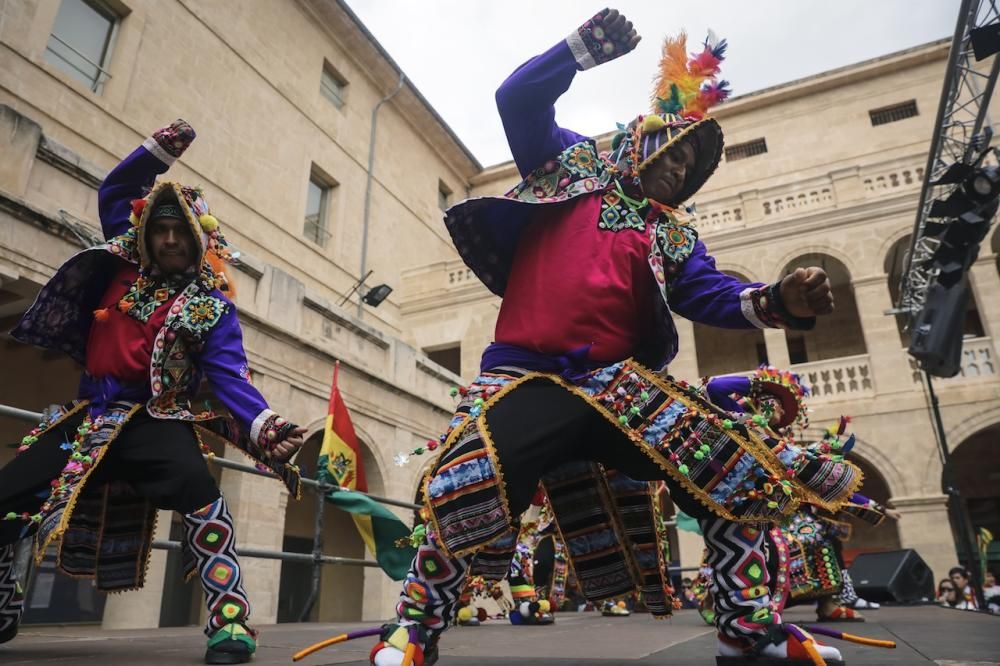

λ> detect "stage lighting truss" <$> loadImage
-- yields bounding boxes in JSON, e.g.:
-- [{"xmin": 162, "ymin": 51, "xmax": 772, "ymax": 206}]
[{"xmin": 899, "ymin": 0, "xmax": 1000, "ymax": 324}]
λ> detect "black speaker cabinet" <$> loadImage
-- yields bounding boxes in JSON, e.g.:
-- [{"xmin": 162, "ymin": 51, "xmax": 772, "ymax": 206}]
[{"xmin": 848, "ymin": 549, "xmax": 935, "ymax": 603}]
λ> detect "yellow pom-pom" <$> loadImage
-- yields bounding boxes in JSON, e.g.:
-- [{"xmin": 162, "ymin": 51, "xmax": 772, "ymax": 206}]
[
  {"xmin": 642, "ymin": 115, "xmax": 666, "ymax": 133},
  {"xmin": 617, "ymin": 600, "xmax": 627, "ymax": 609},
  {"xmin": 456, "ymin": 606, "xmax": 473, "ymax": 622},
  {"xmin": 199, "ymin": 214, "xmax": 219, "ymax": 232},
  {"xmin": 538, "ymin": 599, "xmax": 551, "ymax": 613},
  {"xmin": 129, "ymin": 212, "xmax": 139, "ymax": 227}
]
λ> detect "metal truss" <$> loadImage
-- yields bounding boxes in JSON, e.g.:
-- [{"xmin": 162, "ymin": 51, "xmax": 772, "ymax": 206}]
[{"xmin": 899, "ymin": 0, "xmax": 1000, "ymax": 321}]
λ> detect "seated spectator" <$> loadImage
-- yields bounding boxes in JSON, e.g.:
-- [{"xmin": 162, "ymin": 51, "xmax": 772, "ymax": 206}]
[
  {"xmin": 948, "ymin": 567, "xmax": 978, "ymax": 610},
  {"xmin": 983, "ymin": 570, "xmax": 1000, "ymax": 614},
  {"xmin": 937, "ymin": 579, "xmax": 959, "ymax": 607}
]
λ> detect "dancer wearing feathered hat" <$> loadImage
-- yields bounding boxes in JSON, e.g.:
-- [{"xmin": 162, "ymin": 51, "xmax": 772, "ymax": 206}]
[
  {"xmin": 294, "ymin": 8, "xmax": 867, "ymax": 666},
  {"xmin": 0, "ymin": 120, "xmax": 305, "ymax": 664}
]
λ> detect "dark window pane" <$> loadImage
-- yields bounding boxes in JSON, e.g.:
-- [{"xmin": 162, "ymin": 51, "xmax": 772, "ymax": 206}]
[{"xmin": 44, "ymin": 0, "xmax": 114, "ymax": 90}]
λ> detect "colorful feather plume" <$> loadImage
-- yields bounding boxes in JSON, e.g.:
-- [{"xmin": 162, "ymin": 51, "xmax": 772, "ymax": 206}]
[{"xmin": 652, "ymin": 31, "xmax": 731, "ymax": 119}]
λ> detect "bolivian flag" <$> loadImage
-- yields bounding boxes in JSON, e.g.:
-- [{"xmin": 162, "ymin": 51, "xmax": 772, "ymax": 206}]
[{"xmin": 318, "ymin": 362, "xmax": 416, "ymax": 580}]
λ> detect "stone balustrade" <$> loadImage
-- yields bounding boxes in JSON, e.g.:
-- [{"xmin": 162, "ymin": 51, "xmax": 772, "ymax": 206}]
[
  {"xmin": 906, "ymin": 336, "xmax": 997, "ymax": 384},
  {"xmin": 792, "ymin": 354, "xmax": 875, "ymax": 401},
  {"xmin": 693, "ymin": 157, "xmax": 925, "ymax": 232}
]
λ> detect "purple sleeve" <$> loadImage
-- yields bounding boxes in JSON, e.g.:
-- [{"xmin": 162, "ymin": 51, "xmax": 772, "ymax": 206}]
[
  {"xmin": 706, "ymin": 376, "xmax": 752, "ymax": 412},
  {"xmin": 97, "ymin": 143, "xmax": 171, "ymax": 240},
  {"xmin": 198, "ymin": 305, "xmax": 293, "ymax": 450},
  {"xmin": 496, "ymin": 40, "xmax": 590, "ymax": 177},
  {"xmin": 668, "ymin": 241, "xmax": 816, "ymax": 330}
]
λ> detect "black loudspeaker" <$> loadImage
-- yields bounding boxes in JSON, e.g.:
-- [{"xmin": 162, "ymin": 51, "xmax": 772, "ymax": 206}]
[
  {"xmin": 848, "ymin": 550, "xmax": 935, "ymax": 603},
  {"xmin": 908, "ymin": 276, "xmax": 971, "ymax": 378}
]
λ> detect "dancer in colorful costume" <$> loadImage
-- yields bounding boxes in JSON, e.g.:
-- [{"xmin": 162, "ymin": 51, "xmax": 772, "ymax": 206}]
[
  {"xmin": 704, "ymin": 370, "xmax": 898, "ymax": 622},
  {"xmin": 0, "ymin": 120, "xmax": 305, "ymax": 664},
  {"xmin": 294, "ymin": 9, "xmax": 865, "ymax": 666}
]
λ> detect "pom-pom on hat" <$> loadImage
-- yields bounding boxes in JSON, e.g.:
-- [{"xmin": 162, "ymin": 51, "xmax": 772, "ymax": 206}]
[{"xmin": 749, "ymin": 365, "xmax": 809, "ymax": 430}]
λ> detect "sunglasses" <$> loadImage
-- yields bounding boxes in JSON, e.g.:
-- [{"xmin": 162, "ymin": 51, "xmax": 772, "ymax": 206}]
[{"xmin": 940, "ymin": 586, "xmax": 955, "ymax": 592}]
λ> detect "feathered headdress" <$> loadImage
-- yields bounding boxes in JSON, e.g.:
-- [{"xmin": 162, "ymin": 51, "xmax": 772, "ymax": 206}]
[{"xmin": 651, "ymin": 31, "xmax": 731, "ymax": 121}]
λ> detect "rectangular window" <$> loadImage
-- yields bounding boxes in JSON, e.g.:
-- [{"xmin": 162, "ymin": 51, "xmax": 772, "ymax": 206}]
[
  {"xmin": 320, "ymin": 63, "xmax": 347, "ymax": 109},
  {"xmin": 869, "ymin": 100, "xmax": 918, "ymax": 126},
  {"xmin": 304, "ymin": 174, "xmax": 333, "ymax": 247},
  {"xmin": 44, "ymin": 0, "xmax": 118, "ymax": 93},
  {"xmin": 438, "ymin": 180, "xmax": 452, "ymax": 212},
  {"xmin": 425, "ymin": 344, "xmax": 461, "ymax": 376},
  {"xmin": 755, "ymin": 342, "xmax": 769, "ymax": 366},
  {"xmin": 724, "ymin": 138, "xmax": 768, "ymax": 162}
]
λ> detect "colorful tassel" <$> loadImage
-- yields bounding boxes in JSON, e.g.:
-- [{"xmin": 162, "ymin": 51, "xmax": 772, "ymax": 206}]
[{"xmin": 651, "ymin": 31, "xmax": 730, "ymax": 119}]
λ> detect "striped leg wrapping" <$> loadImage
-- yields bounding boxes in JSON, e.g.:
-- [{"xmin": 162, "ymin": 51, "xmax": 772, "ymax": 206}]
[
  {"xmin": 702, "ymin": 518, "xmax": 779, "ymax": 640},
  {"xmin": 839, "ymin": 568, "xmax": 858, "ymax": 604},
  {"xmin": 396, "ymin": 532, "xmax": 473, "ymax": 632},
  {"xmin": 0, "ymin": 544, "xmax": 23, "ymax": 635},
  {"xmin": 183, "ymin": 497, "xmax": 252, "ymax": 635}
]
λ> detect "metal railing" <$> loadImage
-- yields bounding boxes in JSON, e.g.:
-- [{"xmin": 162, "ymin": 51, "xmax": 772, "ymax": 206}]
[{"xmin": 2, "ymin": 402, "xmax": 691, "ymax": 620}]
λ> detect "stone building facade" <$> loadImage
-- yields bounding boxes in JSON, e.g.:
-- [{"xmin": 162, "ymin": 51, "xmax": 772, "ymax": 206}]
[{"xmin": 0, "ymin": 0, "xmax": 997, "ymax": 632}]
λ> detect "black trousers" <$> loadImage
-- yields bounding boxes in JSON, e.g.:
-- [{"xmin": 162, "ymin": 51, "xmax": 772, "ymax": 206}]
[
  {"xmin": 483, "ymin": 378, "xmax": 712, "ymax": 521},
  {"xmin": 0, "ymin": 408, "xmax": 220, "ymax": 546}
]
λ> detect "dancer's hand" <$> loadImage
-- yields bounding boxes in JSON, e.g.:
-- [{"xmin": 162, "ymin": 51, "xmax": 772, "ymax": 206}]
[
  {"xmin": 885, "ymin": 508, "xmax": 902, "ymax": 521},
  {"xmin": 272, "ymin": 426, "xmax": 307, "ymax": 462},
  {"xmin": 574, "ymin": 8, "xmax": 641, "ymax": 68},
  {"xmin": 602, "ymin": 9, "xmax": 641, "ymax": 54},
  {"xmin": 780, "ymin": 267, "xmax": 834, "ymax": 317}
]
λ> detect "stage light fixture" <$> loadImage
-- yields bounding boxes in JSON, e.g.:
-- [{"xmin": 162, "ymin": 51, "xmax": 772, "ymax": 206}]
[{"xmin": 361, "ymin": 283, "xmax": 393, "ymax": 307}]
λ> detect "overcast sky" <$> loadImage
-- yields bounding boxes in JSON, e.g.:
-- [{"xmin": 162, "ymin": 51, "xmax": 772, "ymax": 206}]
[{"xmin": 345, "ymin": 1, "xmax": 959, "ymax": 166}]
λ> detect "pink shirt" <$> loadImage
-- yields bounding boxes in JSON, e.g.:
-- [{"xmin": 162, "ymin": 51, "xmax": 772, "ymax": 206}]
[{"xmin": 494, "ymin": 194, "xmax": 655, "ymax": 363}]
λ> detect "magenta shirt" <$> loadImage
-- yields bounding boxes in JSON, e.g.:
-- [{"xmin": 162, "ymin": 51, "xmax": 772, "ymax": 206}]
[{"xmin": 494, "ymin": 194, "xmax": 656, "ymax": 363}]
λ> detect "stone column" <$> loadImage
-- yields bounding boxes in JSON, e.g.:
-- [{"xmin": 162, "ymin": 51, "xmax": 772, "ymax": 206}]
[
  {"xmin": 891, "ymin": 494, "xmax": 954, "ymax": 584},
  {"xmin": 852, "ymin": 276, "xmax": 915, "ymax": 395},
  {"xmin": 102, "ymin": 509, "xmax": 172, "ymax": 629},
  {"xmin": 668, "ymin": 317, "xmax": 700, "ymax": 380},
  {"xmin": 0, "ymin": 106, "xmax": 41, "ymax": 197},
  {"xmin": 675, "ymin": 525, "xmax": 705, "ymax": 571},
  {"xmin": 969, "ymin": 254, "xmax": 1000, "ymax": 340},
  {"xmin": 218, "ymin": 458, "xmax": 287, "ymax": 625},
  {"xmin": 762, "ymin": 329, "xmax": 791, "ymax": 368},
  {"xmin": 830, "ymin": 166, "xmax": 863, "ymax": 206},
  {"xmin": 739, "ymin": 190, "xmax": 761, "ymax": 225}
]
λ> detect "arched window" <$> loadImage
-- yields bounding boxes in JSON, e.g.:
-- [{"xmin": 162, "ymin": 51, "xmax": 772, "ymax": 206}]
[
  {"xmin": 780, "ymin": 254, "xmax": 866, "ymax": 363},
  {"xmin": 693, "ymin": 271, "xmax": 769, "ymax": 376}
]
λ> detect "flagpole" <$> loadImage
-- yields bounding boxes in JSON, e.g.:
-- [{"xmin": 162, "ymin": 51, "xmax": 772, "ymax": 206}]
[{"xmin": 333, "ymin": 359, "xmax": 340, "ymax": 390}]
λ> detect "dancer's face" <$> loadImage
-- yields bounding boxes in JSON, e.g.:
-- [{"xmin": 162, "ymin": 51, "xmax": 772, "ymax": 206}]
[
  {"xmin": 639, "ymin": 141, "xmax": 695, "ymax": 205},
  {"xmin": 147, "ymin": 216, "xmax": 197, "ymax": 276}
]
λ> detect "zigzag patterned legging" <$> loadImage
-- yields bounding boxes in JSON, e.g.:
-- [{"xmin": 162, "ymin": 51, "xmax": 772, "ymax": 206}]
[
  {"xmin": 701, "ymin": 518, "xmax": 780, "ymax": 640},
  {"xmin": 0, "ymin": 544, "xmax": 23, "ymax": 635},
  {"xmin": 183, "ymin": 496, "xmax": 253, "ymax": 635}
]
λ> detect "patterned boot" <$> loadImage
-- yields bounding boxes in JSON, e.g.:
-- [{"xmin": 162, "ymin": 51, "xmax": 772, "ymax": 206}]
[
  {"xmin": 183, "ymin": 497, "xmax": 255, "ymax": 665},
  {"xmin": 702, "ymin": 519, "xmax": 843, "ymax": 665},
  {"xmin": 370, "ymin": 532, "xmax": 473, "ymax": 666},
  {"xmin": 0, "ymin": 544, "xmax": 24, "ymax": 645}
]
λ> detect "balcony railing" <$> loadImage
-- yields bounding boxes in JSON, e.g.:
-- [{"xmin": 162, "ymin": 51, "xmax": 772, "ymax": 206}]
[
  {"xmin": 792, "ymin": 354, "xmax": 874, "ymax": 401},
  {"xmin": 692, "ymin": 156, "xmax": 925, "ymax": 232},
  {"xmin": 907, "ymin": 336, "xmax": 996, "ymax": 384}
]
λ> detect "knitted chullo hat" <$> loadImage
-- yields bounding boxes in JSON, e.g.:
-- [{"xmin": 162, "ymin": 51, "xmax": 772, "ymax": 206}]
[{"xmin": 607, "ymin": 31, "xmax": 730, "ymax": 204}]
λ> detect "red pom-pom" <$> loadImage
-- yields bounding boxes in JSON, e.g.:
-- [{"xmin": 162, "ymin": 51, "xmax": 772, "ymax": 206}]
[
  {"xmin": 93, "ymin": 307, "xmax": 110, "ymax": 323},
  {"xmin": 427, "ymin": 440, "xmax": 439, "ymax": 451},
  {"xmin": 131, "ymin": 198, "xmax": 147, "ymax": 217},
  {"xmin": 477, "ymin": 607, "xmax": 489, "ymax": 622}
]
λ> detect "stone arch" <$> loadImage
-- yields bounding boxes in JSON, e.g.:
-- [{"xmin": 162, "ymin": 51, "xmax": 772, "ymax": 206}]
[
  {"xmin": 778, "ymin": 253, "xmax": 867, "ymax": 363},
  {"xmin": 843, "ymin": 451, "xmax": 902, "ymax": 558},
  {"xmin": 693, "ymin": 269, "xmax": 769, "ymax": 375},
  {"xmin": 883, "ymin": 233, "xmax": 987, "ymax": 346},
  {"xmin": 714, "ymin": 260, "xmax": 760, "ymax": 283},
  {"xmin": 278, "ymin": 428, "xmax": 386, "ymax": 622},
  {"xmin": 773, "ymin": 244, "xmax": 861, "ymax": 284},
  {"xmin": 949, "ymin": 420, "xmax": 1000, "ymax": 569}
]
